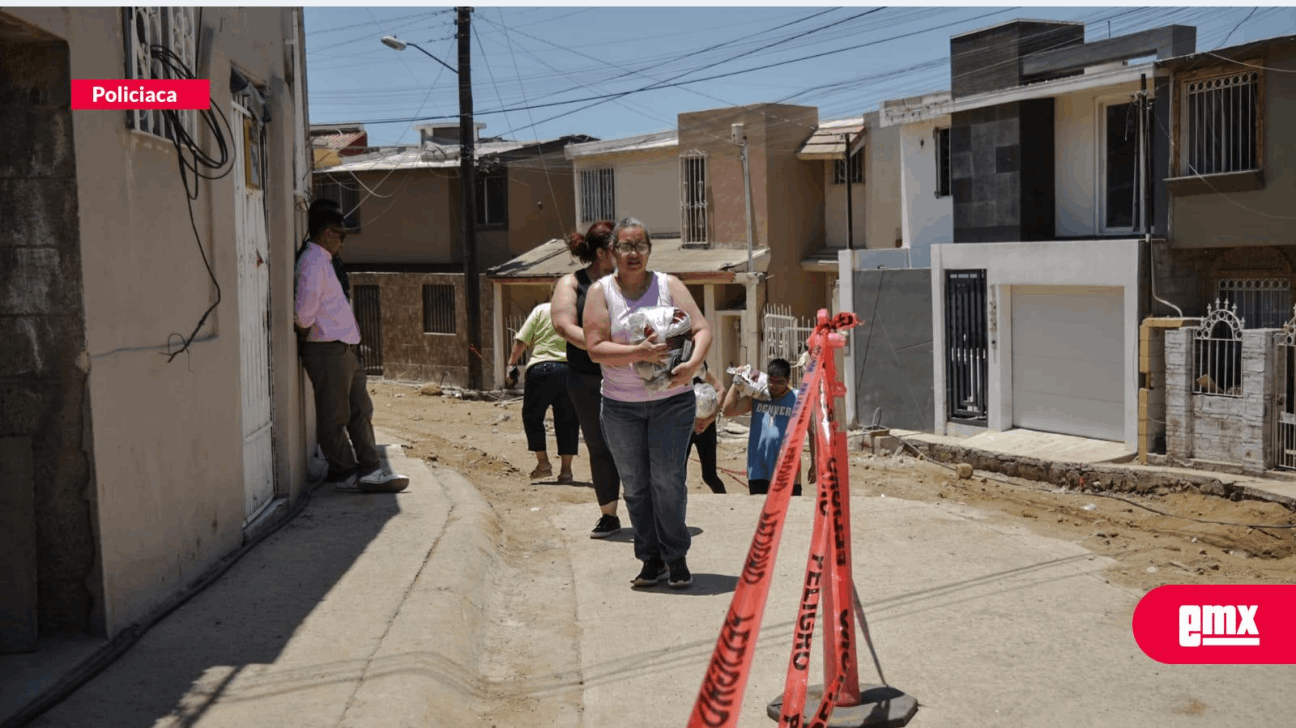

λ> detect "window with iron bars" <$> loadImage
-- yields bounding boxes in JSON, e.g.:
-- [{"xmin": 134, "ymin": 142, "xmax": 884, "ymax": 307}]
[
  {"xmin": 312, "ymin": 177, "xmax": 363, "ymax": 232},
  {"xmin": 123, "ymin": 7, "xmax": 196, "ymax": 143},
  {"xmin": 1181, "ymin": 69, "xmax": 1260, "ymax": 176},
  {"xmin": 423, "ymin": 284, "xmax": 456, "ymax": 335},
  {"xmin": 580, "ymin": 168, "xmax": 615, "ymax": 223},
  {"xmin": 1216, "ymin": 278, "xmax": 1291, "ymax": 329},
  {"xmin": 680, "ymin": 152, "xmax": 708, "ymax": 244},
  {"xmin": 832, "ymin": 148, "xmax": 864, "ymax": 185}
]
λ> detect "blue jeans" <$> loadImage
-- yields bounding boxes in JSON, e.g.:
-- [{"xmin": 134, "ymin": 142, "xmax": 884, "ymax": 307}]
[{"xmin": 600, "ymin": 390, "xmax": 696, "ymax": 564}]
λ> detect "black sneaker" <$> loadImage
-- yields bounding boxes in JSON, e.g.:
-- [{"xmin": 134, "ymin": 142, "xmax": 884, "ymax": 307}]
[
  {"xmin": 590, "ymin": 514, "xmax": 621, "ymax": 539},
  {"xmin": 668, "ymin": 558, "xmax": 692, "ymax": 589},
  {"xmin": 631, "ymin": 558, "xmax": 667, "ymax": 588}
]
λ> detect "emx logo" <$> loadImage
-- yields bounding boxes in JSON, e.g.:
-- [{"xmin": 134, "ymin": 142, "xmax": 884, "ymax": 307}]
[{"xmin": 1133, "ymin": 585, "xmax": 1296, "ymax": 664}]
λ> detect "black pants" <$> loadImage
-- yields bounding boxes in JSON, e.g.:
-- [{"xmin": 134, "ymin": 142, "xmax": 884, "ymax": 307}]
[
  {"xmin": 299, "ymin": 341, "xmax": 379, "ymax": 477},
  {"xmin": 687, "ymin": 421, "xmax": 726, "ymax": 493},
  {"xmin": 522, "ymin": 361, "xmax": 579, "ymax": 455},
  {"xmin": 747, "ymin": 479, "xmax": 802, "ymax": 497},
  {"xmin": 567, "ymin": 369, "xmax": 621, "ymax": 506}
]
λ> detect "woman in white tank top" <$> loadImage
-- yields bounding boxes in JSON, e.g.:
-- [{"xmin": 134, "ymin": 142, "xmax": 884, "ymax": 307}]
[{"xmin": 582, "ymin": 217, "xmax": 712, "ymax": 589}]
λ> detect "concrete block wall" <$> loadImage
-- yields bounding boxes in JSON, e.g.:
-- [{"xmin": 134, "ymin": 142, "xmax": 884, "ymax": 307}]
[
  {"xmin": 0, "ymin": 31, "xmax": 97, "ymax": 643},
  {"xmin": 1166, "ymin": 327, "xmax": 1273, "ymax": 469}
]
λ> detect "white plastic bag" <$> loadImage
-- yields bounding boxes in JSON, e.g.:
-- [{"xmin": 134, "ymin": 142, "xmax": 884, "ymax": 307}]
[
  {"xmin": 628, "ymin": 306, "xmax": 693, "ymax": 391},
  {"xmin": 727, "ymin": 364, "xmax": 771, "ymax": 401},
  {"xmin": 694, "ymin": 382, "xmax": 719, "ymax": 420}
]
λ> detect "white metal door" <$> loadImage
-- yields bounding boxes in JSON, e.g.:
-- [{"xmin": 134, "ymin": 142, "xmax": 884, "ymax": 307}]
[
  {"xmin": 1011, "ymin": 286, "xmax": 1125, "ymax": 441},
  {"xmin": 232, "ymin": 101, "xmax": 275, "ymax": 524}
]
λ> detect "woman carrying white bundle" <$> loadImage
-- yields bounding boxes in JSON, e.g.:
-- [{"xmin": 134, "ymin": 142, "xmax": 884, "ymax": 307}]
[{"xmin": 583, "ymin": 217, "xmax": 712, "ymax": 590}]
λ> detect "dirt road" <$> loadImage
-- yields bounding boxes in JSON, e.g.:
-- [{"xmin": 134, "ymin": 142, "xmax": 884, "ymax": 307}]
[{"xmin": 366, "ymin": 377, "xmax": 1296, "ymax": 722}]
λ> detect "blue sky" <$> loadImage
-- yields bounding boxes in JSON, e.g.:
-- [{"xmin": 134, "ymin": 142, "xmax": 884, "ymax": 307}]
[{"xmin": 304, "ymin": 5, "xmax": 1296, "ymax": 147}]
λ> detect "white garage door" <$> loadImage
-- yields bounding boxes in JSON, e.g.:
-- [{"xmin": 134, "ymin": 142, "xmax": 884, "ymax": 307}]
[{"xmin": 1011, "ymin": 286, "xmax": 1125, "ymax": 441}]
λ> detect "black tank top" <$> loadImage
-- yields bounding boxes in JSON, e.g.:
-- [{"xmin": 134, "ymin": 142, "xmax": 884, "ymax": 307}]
[{"xmin": 567, "ymin": 267, "xmax": 600, "ymax": 375}]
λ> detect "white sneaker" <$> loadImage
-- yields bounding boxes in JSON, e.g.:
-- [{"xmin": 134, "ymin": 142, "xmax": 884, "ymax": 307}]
[
  {"xmin": 329, "ymin": 471, "xmax": 360, "ymax": 493},
  {"xmin": 358, "ymin": 467, "xmax": 410, "ymax": 493}
]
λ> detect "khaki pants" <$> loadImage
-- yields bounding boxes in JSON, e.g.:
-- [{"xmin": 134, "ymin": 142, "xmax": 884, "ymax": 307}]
[{"xmin": 299, "ymin": 341, "xmax": 379, "ymax": 477}]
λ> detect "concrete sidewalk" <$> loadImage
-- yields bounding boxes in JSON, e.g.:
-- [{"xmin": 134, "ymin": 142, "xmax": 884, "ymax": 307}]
[
  {"xmin": 555, "ymin": 491, "xmax": 1291, "ymax": 728},
  {"xmin": 17, "ymin": 434, "xmax": 501, "ymax": 728}
]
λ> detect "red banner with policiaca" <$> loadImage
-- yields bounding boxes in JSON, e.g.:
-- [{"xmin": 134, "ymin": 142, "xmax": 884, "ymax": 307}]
[{"xmin": 688, "ymin": 310, "xmax": 864, "ymax": 728}]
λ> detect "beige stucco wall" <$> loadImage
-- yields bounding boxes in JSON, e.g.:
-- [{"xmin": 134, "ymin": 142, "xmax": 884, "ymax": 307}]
[
  {"xmin": 6, "ymin": 7, "xmax": 310, "ymax": 636},
  {"xmin": 572, "ymin": 149, "xmax": 679, "ymax": 235},
  {"xmin": 824, "ymin": 158, "xmax": 867, "ymax": 249},
  {"xmin": 1170, "ymin": 49, "xmax": 1296, "ymax": 248},
  {"xmin": 504, "ymin": 160, "xmax": 576, "ymax": 259},
  {"xmin": 678, "ymin": 104, "xmax": 825, "ymax": 319},
  {"xmin": 333, "ymin": 155, "xmax": 574, "ymax": 269},
  {"xmin": 334, "ymin": 170, "xmax": 456, "ymax": 265},
  {"xmin": 864, "ymin": 122, "xmax": 903, "ymax": 250}
]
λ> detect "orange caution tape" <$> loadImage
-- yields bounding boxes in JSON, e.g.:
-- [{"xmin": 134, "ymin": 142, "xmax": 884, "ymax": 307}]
[{"xmin": 688, "ymin": 310, "xmax": 861, "ymax": 728}]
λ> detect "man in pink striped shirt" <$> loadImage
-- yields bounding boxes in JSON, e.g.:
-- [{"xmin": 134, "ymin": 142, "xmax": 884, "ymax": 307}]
[{"xmin": 296, "ymin": 209, "xmax": 408, "ymax": 493}]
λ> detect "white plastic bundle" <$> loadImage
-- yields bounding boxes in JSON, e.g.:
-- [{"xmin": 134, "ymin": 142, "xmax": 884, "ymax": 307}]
[
  {"xmin": 726, "ymin": 364, "xmax": 771, "ymax": 401},
  {"xmin": 694, "ymin": 382, "xmax": 719, "ymax": 420},
  {"xmin": 627, "ymin": 305, "xmax": 694, "ymax": 391}
]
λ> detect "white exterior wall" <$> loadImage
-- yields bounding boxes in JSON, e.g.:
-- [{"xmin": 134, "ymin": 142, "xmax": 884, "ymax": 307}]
[
  {"xmin": 1054, "ymin": 80, "xmax": 1142, "ymax": 237},
  {"xmin": 824, "ymin": 162, "xmax": 866, "ymax": 249},
  {"xmin": 898, "ymin": 117, "xmax": 953, "ymax": 252},
  {"xmin": 930, "ymin": 239, "xmax": 1142, "ymax": 450},
  {"xmin": 573, "ymin": 151, "xmax": 678, "ymax": 235}
]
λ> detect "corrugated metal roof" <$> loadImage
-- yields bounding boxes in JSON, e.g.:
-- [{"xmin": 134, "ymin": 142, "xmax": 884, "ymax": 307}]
[
  {"xmin": 313, "ymin": 131, "xmax": 366, "ymax": 151},
  {"xmin": 566, "ymin": 130, "xmax": 678, "ymax": 159},
  {"xmin": 797, "ymin": 117, "xmax": 865, "ymax": 160},
  {"xmin": 318, "ymin": 139, "xmax": 557, "ymax": 173},
  {"xmin": 487, "ymin": 237, "xmax": 768, "ymax": 282}
]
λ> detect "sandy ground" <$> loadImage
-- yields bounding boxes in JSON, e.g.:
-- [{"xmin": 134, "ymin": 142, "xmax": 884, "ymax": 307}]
[{"xmin": 367, "ymin": 377, "xmax": 1296, "ymax": 723}]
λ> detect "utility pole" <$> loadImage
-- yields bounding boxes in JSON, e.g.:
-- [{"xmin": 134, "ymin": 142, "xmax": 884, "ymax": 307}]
[{"xmin": 457, "ymin": 6, "xmax": 482, "ymax": 390}]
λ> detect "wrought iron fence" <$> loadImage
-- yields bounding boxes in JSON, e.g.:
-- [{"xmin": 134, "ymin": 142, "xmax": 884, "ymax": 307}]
[
  {"xmin": 1192, "ymin": 300, "xmax": 1243, "ymax": 397},
  {"xmin": 945, "ymin": 269, "xmax": 988, "ymax": 422}
]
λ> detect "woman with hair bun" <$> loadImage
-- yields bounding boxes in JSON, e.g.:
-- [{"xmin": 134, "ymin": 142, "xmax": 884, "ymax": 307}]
[{"xmin": 551, "ymin": 221, "xmax": 623, "ymax": 539}]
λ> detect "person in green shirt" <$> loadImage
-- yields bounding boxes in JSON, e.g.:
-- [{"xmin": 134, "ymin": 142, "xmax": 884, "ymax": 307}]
[{"xmin": 506, "ymin": 301, "xmax": 579, "ymax": 482}]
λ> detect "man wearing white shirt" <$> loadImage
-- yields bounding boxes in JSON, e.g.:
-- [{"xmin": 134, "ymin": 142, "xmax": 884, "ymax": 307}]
[{"xmin": 295, "ymin": 209, "xmax": 408, "ymax": 493}]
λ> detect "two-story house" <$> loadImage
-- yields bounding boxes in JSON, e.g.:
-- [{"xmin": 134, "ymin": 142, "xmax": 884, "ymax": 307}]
[
  {"xmin": 1142, "ymin": 34, "xmax": 1296, "ymax": 474},
  {"xmin": 489, "ymin": 103, "xmax": 832, "ymax": 384},
  {"xmin": 0, "ymin": 4, "xmax": 312, "ymax": 708},
  {"xmin": 925, "ymin": 20, "xmax": 1196, "ymax": 452},
  {"xmin": 313, "ymin": 123, "xmax": 591, "ymax": 387}
]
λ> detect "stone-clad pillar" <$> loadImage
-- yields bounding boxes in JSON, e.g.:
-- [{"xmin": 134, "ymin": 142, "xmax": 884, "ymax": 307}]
[{"xmin": 1164, "ymin": 328, "xmax": 1194, "ymax": 459}]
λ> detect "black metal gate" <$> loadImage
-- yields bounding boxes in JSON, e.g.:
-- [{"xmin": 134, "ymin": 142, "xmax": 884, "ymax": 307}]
[
  {"xmin": 353, "ymin": 284, "xmax": 384, "ymax": 375},
  {"xmin": 946, "ymin": 269, "xmax": 987, "ymax": 422}
]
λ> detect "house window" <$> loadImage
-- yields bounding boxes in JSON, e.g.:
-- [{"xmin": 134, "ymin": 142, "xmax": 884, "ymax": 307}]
[
  {"xmin": 935, "ymin": 127, "xmax": 952, "ymax": 198},
  {"xmin": 476, "ymin": 171, "xmax": 508, "ymax": 227},
  {"xmin": 312, "ymin": 177, "xmax": 362, "ymax": 232},
  {"xmin": 123, "ymin": 7, "xmax": 196, "ymax": 143},
  {"xmin": 580, "ymin": 168, "xmax": 615, "ymax": 223},
  {"xmin": 1217, "ymin": 278, "xmax": 1291, "ymax": 329},
  {"xmin": 1182, "ymin": 70, "xmax": 1260, "ymax": 176},
  {"xmin": 680, "ymin": 151, "xmax": 708, "ymax": 243},
  {"xmin": 832, "ymin": 149, "xmax": 864, "ymax": 185},
  {"xmin": 422, "ymin": 284, "xmax": 456, "ymax": 334}
]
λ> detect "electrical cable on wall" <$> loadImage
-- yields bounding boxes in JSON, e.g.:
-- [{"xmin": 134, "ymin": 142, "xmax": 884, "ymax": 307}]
[{"xmin": 149, "ymin": 43, "xmax": 237, "ymax": 363}]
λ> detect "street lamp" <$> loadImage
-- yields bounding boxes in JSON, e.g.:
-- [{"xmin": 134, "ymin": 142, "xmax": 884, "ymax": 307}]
[{"xmin": 381, "ymin": 10, "xmax": 483, "ymax": 391}]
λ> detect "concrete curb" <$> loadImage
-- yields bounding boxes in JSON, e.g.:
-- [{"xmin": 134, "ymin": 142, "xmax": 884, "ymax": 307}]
[
  {"xmin": 338, "ymin": 442, "xmax": 507, "ymax": 728},
  {"xmin": 908, "ymin": 439, "xmax": 1296, "ymax": 509}
]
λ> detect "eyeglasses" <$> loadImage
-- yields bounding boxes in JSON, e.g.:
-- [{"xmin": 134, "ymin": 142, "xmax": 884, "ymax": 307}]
[{"xmin": 613, "ymin": 241, "xmax": 651, "ymax": 254}]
